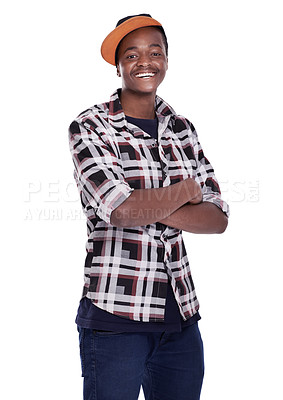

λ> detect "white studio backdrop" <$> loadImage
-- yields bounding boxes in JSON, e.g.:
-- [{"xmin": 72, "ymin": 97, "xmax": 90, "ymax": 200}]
[{"xmin": 1, "ymin": 0, "xmax": 282, "ymax": 399}]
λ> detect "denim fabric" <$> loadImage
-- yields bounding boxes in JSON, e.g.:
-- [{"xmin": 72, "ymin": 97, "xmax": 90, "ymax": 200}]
[{"xmin": 77, "ymin": 322, "xmax": 204, "ymax": 400}]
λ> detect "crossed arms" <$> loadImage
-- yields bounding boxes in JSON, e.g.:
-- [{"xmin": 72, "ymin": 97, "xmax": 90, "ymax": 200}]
[
  {"xmin": 110, "ymin": 178, "xmax": 228, "ymax": 234},
  {"xmin": 69, "ymin": 120, "xmax": 229, "ymax": 234}
]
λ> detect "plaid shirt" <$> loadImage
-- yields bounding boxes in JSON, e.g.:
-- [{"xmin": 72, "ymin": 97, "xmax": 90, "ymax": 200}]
[{"xmin": 68, "ymin": 88, "xmax": 229, "ymax": 323}]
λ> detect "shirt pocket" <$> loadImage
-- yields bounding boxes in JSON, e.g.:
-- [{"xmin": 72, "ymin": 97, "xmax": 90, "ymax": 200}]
[
  {"xmin": 165, "ymin": 139, "xmax": 197, "ymax": 184},
  {"xmin": 123, "ymin": 159, "xmax": 163, "ymax": 189},
  {"xmin": 167, "ymin": 156, "xmax": 196, "ymax": 183},
  {"xmin": 120, "ymin": 140, "xmax": 163, "ymax": 189}
]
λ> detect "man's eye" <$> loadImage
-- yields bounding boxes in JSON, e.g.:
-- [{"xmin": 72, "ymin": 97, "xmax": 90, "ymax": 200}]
[
  {"xmin": 152, "ymin": 52, "xmax": 161, "ymax": 56},
  {"xmin": 127, "ymin": 54, "xmax": 137, "ymax": 59}
]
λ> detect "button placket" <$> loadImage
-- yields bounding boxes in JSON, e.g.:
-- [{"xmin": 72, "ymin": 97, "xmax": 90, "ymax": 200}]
[{"xmin": 160, "ymin": 232, "xmax": 171, "ymax": 263}]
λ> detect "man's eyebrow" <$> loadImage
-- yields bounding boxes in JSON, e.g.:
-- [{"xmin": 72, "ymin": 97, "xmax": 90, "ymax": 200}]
[
  {"xmin": 123, "ymin": 46, "xmax": 138, "ymax": 54},
  {"xmin": 149, "ymin": 44, "xmax": 162, "ymax": 49},
  {"xmin": 123, "ymin": 43, "xmax": 163, "ymax": 54}
]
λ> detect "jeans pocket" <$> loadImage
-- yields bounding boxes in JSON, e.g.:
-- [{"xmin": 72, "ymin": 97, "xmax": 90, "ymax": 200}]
[{"xmin": 93, "ymin": 329, "xmax": 125, "ymax": 336}]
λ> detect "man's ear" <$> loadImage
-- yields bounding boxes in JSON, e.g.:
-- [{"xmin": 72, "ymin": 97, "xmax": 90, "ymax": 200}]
[{"xmin": 116, "ymin": 65, "xmax": 121, "ymax": 77}]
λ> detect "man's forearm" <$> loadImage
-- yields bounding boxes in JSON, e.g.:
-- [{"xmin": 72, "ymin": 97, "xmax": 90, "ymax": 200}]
[
  {"xmin": 158, "ymin": 202, "xmax": 228, "ymax": 234},
  {"xmin": 110, "ymin": 178, "xmax": 202, "ymax": 227}
]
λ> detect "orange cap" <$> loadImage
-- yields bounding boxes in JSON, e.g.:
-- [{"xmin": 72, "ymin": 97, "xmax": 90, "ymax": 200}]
[{"xmin": 101, "ymin": 14, "xmax": 163, "ymax": 66}]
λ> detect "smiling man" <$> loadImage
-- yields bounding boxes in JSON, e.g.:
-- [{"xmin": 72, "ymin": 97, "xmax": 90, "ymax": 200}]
[
  {"xmin": 69, "ymin": 13, "xmax": 229, "ymax": 400},
  {"xmin": 115, "ymin": 26, "xmax": 168, "ymax": 118}
]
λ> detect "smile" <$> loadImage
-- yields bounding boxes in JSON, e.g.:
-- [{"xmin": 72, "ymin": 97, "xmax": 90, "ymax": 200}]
[{"xmin": 135, "ymin": 72, "xmax": 156, "ymax": 78}]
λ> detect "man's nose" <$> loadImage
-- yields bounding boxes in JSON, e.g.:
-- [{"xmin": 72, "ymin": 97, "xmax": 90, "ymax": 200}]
[{"xmin": 137, "ymin": 53, "xmax": 151, "ymax": 66}]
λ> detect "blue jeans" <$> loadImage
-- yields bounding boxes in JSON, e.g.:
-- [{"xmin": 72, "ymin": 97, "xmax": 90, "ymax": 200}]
[{"xmin": 78, "ymin": 322, "xmax": 204, "ymax": 400}]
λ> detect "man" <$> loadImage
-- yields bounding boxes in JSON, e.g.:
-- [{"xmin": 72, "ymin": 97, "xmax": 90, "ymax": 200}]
[{"xmin": 69, "ymin": 13, "xmax": 229, "ymax": 400}]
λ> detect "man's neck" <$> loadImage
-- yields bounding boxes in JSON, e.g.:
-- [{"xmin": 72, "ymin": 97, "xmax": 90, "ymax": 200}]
[{"xmin": 119, "ymin": 89, "xmax": 156, "ymax": 119}]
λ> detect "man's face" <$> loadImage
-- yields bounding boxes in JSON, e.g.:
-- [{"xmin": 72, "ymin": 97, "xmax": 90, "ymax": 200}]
[{"xmin": 116, "ymin": 26, "xmax": 168, "ymax": 95}]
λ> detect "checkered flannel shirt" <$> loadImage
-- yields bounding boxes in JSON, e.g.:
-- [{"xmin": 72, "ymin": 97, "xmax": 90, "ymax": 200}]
[{"xmin": 68, "ymin": 88, "xmax": 229, "ymax": 322}]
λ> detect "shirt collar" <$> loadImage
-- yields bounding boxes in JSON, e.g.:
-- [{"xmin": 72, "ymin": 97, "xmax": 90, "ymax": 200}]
[{"xmin": 108, "ymin": 88, "xmax": 177, "ymax": 131}]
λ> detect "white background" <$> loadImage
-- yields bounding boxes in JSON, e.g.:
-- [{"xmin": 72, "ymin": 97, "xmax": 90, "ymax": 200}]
[{"xmin": 1, "ymin": 0, "xmax": 282, "ymax": 399}]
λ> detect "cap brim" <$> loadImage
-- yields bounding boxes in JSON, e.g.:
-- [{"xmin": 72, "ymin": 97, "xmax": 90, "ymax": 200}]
[{"xmin": 101, "ymin": 16, "xmax": 162, "ymax": 66}]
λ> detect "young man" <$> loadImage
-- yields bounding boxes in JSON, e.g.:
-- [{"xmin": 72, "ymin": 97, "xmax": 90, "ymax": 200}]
[{"xmin": 69, "ymin": 14, "xmax": 229, "ymax": 400}]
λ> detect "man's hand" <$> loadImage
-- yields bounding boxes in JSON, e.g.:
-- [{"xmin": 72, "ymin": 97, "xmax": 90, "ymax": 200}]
[
  {"xmin": 183, "ymin": 178, "xmax": 203, "ymax": 205},
  {"xmin": 189, "ymin": 182, "xmax": 203, "ymax": 205}
]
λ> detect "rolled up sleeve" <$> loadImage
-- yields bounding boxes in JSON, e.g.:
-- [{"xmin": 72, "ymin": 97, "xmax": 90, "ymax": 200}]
[
  {"xmin": 190, "ymin": 124, "xmax": 230, "ymax": 217},
  {"xmin": 68, "ymin": 120, "xmax": 134, "ymax": 224}
]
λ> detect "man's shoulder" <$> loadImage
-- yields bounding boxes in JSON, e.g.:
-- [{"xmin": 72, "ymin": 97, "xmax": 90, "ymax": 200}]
[
  {"xmin": 68, "ymin": 100, "xmax": 111, "ymax": 137},
  {"xmin": 156, "ymin": 95, "xmax": 197, "ymax": 135},
  {"xmin": 74, "ymin": 100, "xmax": 110, "ymax": 124},
  {"xmin": 172, "ymin": 113, "xmax": 198, "ymax": 138}
]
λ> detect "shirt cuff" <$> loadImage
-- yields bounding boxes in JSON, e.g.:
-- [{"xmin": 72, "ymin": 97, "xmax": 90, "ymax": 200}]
[
  {"xmin": 202, "ymin": 192, "xmax": 230, "ymax": 217},
  {"xmin": 92, "ymin": 181, "xmax": 135, "ymax": 224}
]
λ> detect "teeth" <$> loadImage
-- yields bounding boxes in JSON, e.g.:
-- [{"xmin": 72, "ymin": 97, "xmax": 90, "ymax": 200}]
[{"xmin": 136, "ymin": 72, "xmax": 155, "ymax": 78}]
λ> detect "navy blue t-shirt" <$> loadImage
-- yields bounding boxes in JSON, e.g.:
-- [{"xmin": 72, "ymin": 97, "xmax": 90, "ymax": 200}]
[{"xmin": 75, "ymin": 114, "xmax": 201, "ymax": 332}]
